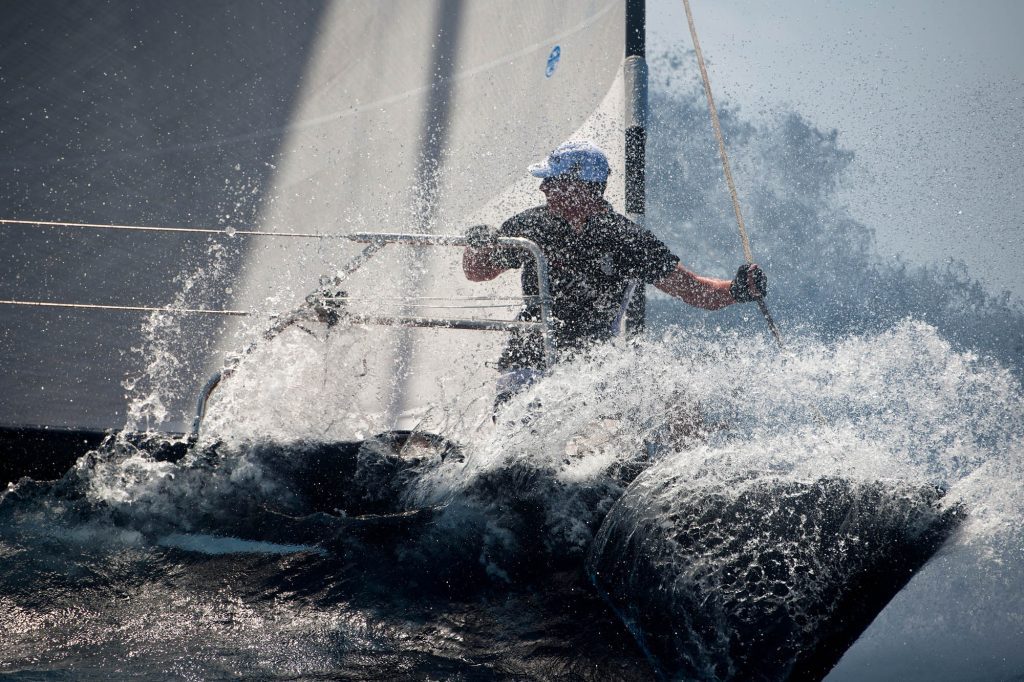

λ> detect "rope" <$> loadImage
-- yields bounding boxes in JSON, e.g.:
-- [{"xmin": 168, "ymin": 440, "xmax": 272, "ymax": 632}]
[
  {"xmin": 331, "ymin": 301, "xmax": 526, "ymax": 311},
  {"xmin": 681, "ymin": 0, "xmax": 784, "ymax": 347},
  {"xmin": 0, "ymin": 299, "xmax": 250, "ymax": 316},
  {"xmin": 0, "ymin": 296, "xmax": 533, "ymax": 315},
  {"xmin": 681, "ymin": 1, "xmax": 751, "ymax": 263},
  {"xmin": 0, "ymin": 218, "xmax": 329, "ymax": 239},
  {"xmin": 323, "ymin": 295, "xmax": 540, "ymax": 303}
]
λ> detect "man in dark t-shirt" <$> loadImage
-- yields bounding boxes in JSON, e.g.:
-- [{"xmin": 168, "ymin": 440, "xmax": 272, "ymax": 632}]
[{"xmin": 463, "ymin": 140, "xmax": 766, "ymax": 404}]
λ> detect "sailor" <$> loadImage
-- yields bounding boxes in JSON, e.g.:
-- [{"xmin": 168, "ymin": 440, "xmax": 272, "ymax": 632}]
[{"xmin": 463, "ymin": 140, "xmax": 767, "ymax": 406}]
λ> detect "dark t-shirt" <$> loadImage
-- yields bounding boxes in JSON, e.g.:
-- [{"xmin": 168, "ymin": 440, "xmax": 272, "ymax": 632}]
[{"xmin": 490, "ymin": 203, "xmax": 679, "ymax": 370}]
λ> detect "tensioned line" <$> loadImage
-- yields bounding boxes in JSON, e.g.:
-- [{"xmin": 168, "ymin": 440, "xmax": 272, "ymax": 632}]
[
  {"xmin": 682, "ymin": 0, "xmax": 784, "ymax": 348},
  {"xmin": 0, "ymin": 218, "xmax": 328, "ymax": 239},
  {"xmin": 0, "ymin": 299, "xmax": 250, "ymax": 316},
  {"xmin": 0, "ymin": 296, "xmax": 533, "ymax": 316}
]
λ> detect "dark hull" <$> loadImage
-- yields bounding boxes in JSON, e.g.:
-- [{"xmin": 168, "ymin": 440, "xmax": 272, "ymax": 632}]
[
  {"xmin": 2, "ymin": 430, "xmax": 964, "ymax": 681},
  {"xmin": 0, "ymin": 426, "xmax": 189, "ymax": 485}
]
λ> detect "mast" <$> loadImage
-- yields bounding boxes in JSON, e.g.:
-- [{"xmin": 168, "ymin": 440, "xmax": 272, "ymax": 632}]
[
  {"xmin": 624, "ymin": 0, "xmax": 647, "ymax": 227},
  {"xmin": 619, "ymin": 0, "xmax": 649, "ymax": 335}
]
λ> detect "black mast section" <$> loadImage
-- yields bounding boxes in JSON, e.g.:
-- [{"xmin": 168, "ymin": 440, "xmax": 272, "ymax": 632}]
[
  {"xmin": 624, "ymin": 0, "xmax": 647, "ymax": 220},
  {"xmin": 626, "ymin": 0, "xmax": 646, "ymax": 57}
]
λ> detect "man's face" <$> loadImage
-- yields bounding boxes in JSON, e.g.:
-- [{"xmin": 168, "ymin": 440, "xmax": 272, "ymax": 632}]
[{"xmin": 540, "ymin": 176, "xmax": 592, "ymax": 216}]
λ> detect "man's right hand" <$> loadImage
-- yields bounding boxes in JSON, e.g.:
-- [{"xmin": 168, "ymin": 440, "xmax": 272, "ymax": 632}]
[
  {"xmin": 465, "ymin": 224, "xmax": 498, "ymax": 249},
  {"xmin": 463, "ymin": 225, "xmax": 508, "ymax": 281},
  {"xmin": 729, "ymin": 263, "xmax": 768, "ymax": 302}
]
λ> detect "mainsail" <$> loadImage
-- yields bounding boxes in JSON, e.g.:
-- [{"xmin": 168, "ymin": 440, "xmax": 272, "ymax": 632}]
[
  {"xmin": 214, "ymin": 0, "xmax": 631, "ymax": 441},
  {"xmin": 0, "ymin": 1, "xmax": 628, "ymax": 437}
]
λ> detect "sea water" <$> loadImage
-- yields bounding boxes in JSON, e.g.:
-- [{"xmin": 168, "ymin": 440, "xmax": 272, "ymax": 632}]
[
  {"xmin": 3, "ymin": 51, "xmax": 1022, "ymax": 680},
  {"xmin": 1, "ymin": 319, "xmax": 1020, "ymax": 680}
]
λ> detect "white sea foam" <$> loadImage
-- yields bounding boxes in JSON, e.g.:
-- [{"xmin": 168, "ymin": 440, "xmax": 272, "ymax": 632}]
[
  {"xmin": 155, "ymin": 315, "xmax": 1023, "ymax": 550},
  {"xmin": 90, "ymin": 298, "xmax": 1024, "ymax": 679}
]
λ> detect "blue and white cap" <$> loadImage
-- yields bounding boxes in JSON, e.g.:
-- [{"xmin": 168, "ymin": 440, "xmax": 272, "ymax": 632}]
[{"xmin": 528, "ymin": 140, "xmax": 610, "ymax": 183}]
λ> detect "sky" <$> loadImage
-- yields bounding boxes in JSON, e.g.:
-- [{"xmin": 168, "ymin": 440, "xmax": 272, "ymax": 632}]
[{"xmin": 646, "ymin": 0, "xmax": 1024, "ymax": 303}]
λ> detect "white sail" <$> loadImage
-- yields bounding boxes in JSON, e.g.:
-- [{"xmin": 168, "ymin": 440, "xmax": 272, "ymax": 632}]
[
  {"xmin": 0, "ymin": 1, "xmax": 627, "ymax": 434},
  {"xmin": 207, "ymin": 1, "xmax": 628, "ymax": 441}
]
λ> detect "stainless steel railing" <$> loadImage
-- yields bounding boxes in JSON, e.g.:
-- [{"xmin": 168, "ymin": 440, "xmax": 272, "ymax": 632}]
[{"xmin": 190, "ymin": 232, "xmax": 555, "ymax": 439}]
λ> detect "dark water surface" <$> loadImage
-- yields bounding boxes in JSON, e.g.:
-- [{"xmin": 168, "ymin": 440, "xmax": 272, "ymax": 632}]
[
  {"xmin": 0, "ymin": 405, "xmax": 966, "ymax": 681},
  {"xmin": 0, "ymin": 437, "xmax": 652, "ymax": 681}
]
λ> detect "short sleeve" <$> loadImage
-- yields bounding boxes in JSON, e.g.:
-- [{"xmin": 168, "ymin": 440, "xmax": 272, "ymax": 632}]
[{"xmin": 614, "ymin": 224, "xmax": 680, "ymax": 283}]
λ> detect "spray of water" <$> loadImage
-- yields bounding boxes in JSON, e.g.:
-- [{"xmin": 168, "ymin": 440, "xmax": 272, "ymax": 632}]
[
  {"xmin": 120, "ymin": 165, "xmax": 260, "ymax": 432},
  {"xmin": 12, "ymin": 45, "xmax": 1018, "ymax": 680}
]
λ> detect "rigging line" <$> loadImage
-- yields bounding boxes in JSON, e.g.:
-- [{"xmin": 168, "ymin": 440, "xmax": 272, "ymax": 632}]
[
  {"xmin": 0, "ymin": 218, "xmax": 330, "ymax": 239},
  {"xmin": 681, "ymin": 0, "xmax": 784, "ymax": 348},
  {"xmin": 331, "ymin": 302, "xmax": 526, "ymax": 310},
  {"xmin": 321, "ymin": 295, "xmax": 539, "ymax": 303},
  {"xmin": 1, "ymin": 296, "xmax": 531, "ymax": 315},
  {"xmin": 0, "ymin": 297, "xmax": 524, "ymax": 315},
  {"xmin": 0, "ymin": 299, "xmax": 250, "ymax": 316}
]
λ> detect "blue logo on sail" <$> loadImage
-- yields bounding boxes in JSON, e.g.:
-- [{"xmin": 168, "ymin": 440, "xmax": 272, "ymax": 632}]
[{"xmin": 545, "ymin": 45, "xmax": 561, "ymax": 78}]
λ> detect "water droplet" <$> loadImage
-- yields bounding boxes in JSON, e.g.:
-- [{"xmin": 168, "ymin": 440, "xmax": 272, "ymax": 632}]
[{"xmin": 225, "ymin": 226, "xmax": 236, "ymax": 237}]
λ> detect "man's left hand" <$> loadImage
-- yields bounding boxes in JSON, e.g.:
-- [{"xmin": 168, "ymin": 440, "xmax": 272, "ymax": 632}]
[{"xmin": 730, "ymin": 263, "xmax": 768, "ymax": 302}]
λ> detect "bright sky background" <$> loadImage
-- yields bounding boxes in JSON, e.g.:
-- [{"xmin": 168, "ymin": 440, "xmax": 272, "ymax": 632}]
[{"xmin": 647, "ymin": 0, "xmax": 1024, "ymax": 303}]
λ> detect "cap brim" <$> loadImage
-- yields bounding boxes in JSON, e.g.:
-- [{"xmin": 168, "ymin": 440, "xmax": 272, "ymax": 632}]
[{"xmin": 528, "ymin": 162, "xmax": 556, "ymax": 178}]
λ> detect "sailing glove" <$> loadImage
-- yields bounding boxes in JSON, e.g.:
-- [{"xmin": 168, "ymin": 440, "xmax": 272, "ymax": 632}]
[
  {"xmin": 730, "ymin": 263, "xmax": 768, "ymax": 302},
  {"xmin": 465, "ymin": 224, "xmax": 498, "ymax": 249}
]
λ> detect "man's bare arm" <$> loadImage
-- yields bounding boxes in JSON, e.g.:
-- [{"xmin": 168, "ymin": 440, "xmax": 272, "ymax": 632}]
[
  {"xmin": 654, "ymin": 263, "xmax": 735, "ymax": 310},
  {"xmin": 463, "ymin": 247, "xmax": 507, "ymax": 282},
  {"xmin": 654, "ymin": 262, "xmax": 765, "ymax": 310}
]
